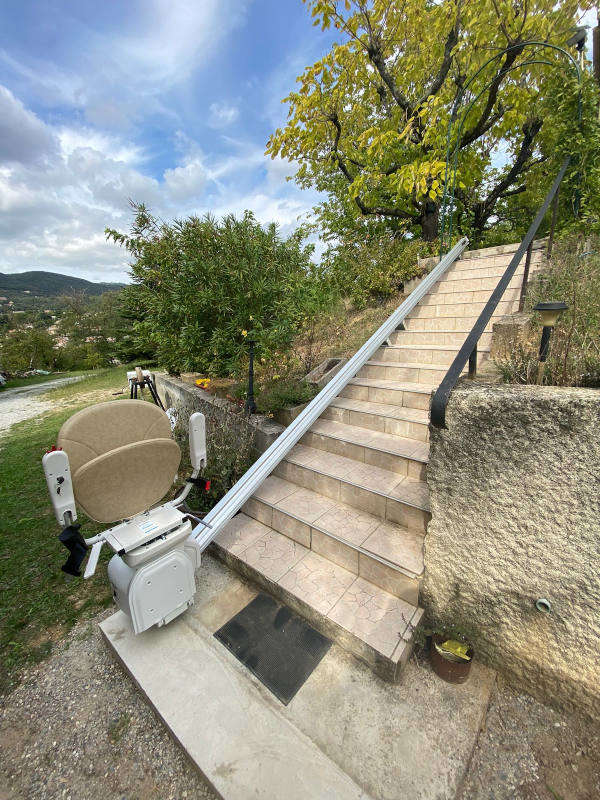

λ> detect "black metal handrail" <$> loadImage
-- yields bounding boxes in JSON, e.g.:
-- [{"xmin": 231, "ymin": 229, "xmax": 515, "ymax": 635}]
[{"xmin": 430, "ymin": 157, "xmax": 570, "ymax": 429}]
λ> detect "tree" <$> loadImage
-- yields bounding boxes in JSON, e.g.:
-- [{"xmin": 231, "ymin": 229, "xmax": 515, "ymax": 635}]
[
  {"xmin": 267, "ymin": 0, "xmax": 593, "ymax": 242},
  {"xmin": 56, "ymin": 290, "xmax": 150, "ymax": 368},
  {"xmin": 106, "ymin": 206, "xmax": 332, "ymax": 376},
  {"xmin": 0, "ymin": 329, "xmax": 55, "ymax": 373}
]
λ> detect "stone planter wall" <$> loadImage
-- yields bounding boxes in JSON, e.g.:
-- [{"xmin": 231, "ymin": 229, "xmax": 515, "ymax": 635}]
[
  {"xmin": 423, "ymin": 382, "xmax": 600, "ymax": 719},
  {"xmin": 154, "ymin": 373, "xmax": 283, "ymax": 455}
]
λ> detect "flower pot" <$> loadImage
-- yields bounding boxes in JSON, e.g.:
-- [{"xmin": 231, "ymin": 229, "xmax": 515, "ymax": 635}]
[{"xmin": 430, "ymin": 634, "xmax": 473, "ymax": 684}]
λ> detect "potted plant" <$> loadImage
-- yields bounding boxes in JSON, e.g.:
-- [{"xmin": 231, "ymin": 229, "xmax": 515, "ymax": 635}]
[{"xmin": 429, "ymin": 630, "xmax": 474, "ymax": 684}]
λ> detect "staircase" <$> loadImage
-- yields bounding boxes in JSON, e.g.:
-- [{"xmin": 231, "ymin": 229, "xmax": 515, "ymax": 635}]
[{"xmin": 213, "ymin": 241, "xmax": 545, "ymax": 680}]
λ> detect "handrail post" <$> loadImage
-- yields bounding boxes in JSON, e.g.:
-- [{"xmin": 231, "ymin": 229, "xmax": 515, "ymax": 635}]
[
  {"xmin": 518, "ymin": 241, "xmax": 534, "ymax": 312},
  {"xmin": 468, "ymin": 344, "xmax": 477, "ymax": 378},
  {"xmin": 547, "ymin": 187, "xmax": 560, "ymax": 259}
]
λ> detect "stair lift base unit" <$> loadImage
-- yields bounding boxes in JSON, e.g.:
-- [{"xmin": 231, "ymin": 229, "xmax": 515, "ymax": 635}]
[{"xmin": 43, "ymin": 400, "xmax": 207, "ymax": 635}]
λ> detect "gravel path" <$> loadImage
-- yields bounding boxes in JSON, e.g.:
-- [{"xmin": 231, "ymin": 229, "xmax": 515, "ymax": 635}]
[
  {"xmin": 0, "ymin": 377, "xmax": 83, "ymax": 433},
  {"xmin": 0, "ymin": 615, "xmax": 217, "ymax": 800},
  {"xmin": 460, "ymin": 678, "xmax": 600, "ymax": 800},
  {"xmin": 1, "ymin": 611, "xmax": 598, "ymax": 800}
]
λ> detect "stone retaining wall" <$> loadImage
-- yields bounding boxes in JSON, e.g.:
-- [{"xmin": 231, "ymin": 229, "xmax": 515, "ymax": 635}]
[
  {"xmin": 423, "ymin": 382, "xmax": 600, "ymax": 719},
  {"xmin": 154, "ymin": 373, "xmax": 283, "ymax": 455}
]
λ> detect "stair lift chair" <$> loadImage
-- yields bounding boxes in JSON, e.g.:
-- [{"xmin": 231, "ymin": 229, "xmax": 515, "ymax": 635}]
[{"xmin": 43, "ymin": 400, "xmax": 207, "ymax": 634}]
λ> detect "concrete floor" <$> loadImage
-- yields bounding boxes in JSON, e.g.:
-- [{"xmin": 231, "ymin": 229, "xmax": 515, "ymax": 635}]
[{"xmin": 102, "ymin": 553, "xmax": 496, "ymax": 800}]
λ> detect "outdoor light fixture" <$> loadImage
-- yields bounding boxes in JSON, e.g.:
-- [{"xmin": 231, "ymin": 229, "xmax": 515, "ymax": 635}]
[{"xmin": 532, "ymin": 301, "xmax": 568, "ymax": 384}]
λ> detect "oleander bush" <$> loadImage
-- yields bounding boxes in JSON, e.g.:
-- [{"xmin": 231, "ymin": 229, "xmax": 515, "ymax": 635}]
[{"xmin": 107, "ymin": 205, "xmax": 335, "ymax": 376}]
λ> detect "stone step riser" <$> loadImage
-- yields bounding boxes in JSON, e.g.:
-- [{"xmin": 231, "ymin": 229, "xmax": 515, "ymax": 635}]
[
  {"xmin": 340, "ymin": 383, "xmax": 432, "ymax": 410},
  {"xmin": 447, "ymin": 256, "xmax": 527, "ymax": 273},
  {"xmin": 404, "ymin": 315, "xmax": 495, "ymax": 331},
  {"xmin": 421, "ymin": 287, "xmax": 522, "ymax": 307},
  {"xmin": 322, "ymin": 404, "xmax": 429, "ymax": 442},
  {"xmin": 374, "ymin": 346, "xmax": 488, "ymax": 367},
  {"xmin": 358, "ymin": 362, "xmax": 455, "ymax": 385},
  {"xmin": 212, "ymin": 542, "xmax": 420, "ymax": 681},
  {"xmin": 300, "ymin": 429, "xmax": 427, "ymax": 480},
  {"xmin": 389, "ymin": 330, "xmax": 493, "ymax": 347},
  {"xmin": 407, "ymin": 298, "xmax": 519, "ymax": 320},
  {"xmin": 273, "ymin": 459, "xmax": 430, "ymax": 533},
  {"xmin": 432, "ymin": 271, "xmax": 539, "ymax": 293},
  {"xmin": 241, "ymin": 496, "xmax": 422, "ymax": 605}
]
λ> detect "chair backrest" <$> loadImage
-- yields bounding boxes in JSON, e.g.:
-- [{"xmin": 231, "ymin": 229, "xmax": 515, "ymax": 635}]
[{"xmin": 57, "ymin": 400, "xmax": 181, "ymax": 523}]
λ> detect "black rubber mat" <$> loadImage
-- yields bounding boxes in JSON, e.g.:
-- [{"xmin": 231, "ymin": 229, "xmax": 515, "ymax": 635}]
[{"xmin": 214, "ymin": 593, "xmax": 332, "ymax": 705}]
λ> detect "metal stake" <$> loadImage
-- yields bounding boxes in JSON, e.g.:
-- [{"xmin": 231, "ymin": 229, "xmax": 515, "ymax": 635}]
[{"xmin": 245, "ymin": 340, "xmax": 257, "ymax": 416}]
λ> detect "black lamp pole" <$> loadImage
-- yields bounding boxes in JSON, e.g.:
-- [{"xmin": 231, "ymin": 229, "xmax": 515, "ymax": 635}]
[
  {"xmin": 245, "ymin": 339, "xmax": 257, "ymax": 416},
  {"xmin": 532, "ymin": 301, "xmax": 568, "ymax": 384}
]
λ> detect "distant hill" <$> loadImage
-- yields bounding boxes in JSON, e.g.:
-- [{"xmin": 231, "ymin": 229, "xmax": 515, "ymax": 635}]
[{"xmin": 0, "ymin": 271, "xmax": 126, "ymax": 298}]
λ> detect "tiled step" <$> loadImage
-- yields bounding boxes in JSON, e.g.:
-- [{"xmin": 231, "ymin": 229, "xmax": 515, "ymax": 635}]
[
  {"xmin": 302, "ymin": 418, "xmax": 428, "ymax": 479},
  {"xmin": 243, "ymin": 474, "xmax": 425, "ymax": 596},
  {"xmin": 432, "ymin": 270, "xmax": 540, "ymax": 293},
  {"xmin": 323, "ymin": 395, "xmax": 429, "ymax": 441},
  {"xmin": 389, "ymin": 329, "xmax": 493, "ymax": 348},
  {"xmin": 375, "ymin": 343, "xmax": 490, "ymax": 367},
  {"xmin": 341, "ymin": 378, "xmax": 433, "ymax": 410},
  {"xmin": 358, "ymin": 360, "xmax": 463, "ymax": 386},
  {"xmin": 213, "ymin": 514, "xmax": 424, "ymax": 681},
  {"xmin": 275, "ymin": 444, "xmax": 430, "ymax": 531},
  {"xmin": 421, "ymin": 286, "xmax": 522, "ymax": 306},
  {"xmin": 407, "ymin": 298, "xmax": 519, "ymax": 319},
  {"xmin": 404, "ymin": 315, "xmax": 496, "ymax": 331}
]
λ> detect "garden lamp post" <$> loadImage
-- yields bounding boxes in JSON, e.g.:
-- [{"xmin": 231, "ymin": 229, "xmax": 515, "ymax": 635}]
[
  {"xmin": 532, "ymin": 301, "xmax": 568, "ymax": 384},
  {"xmin": 245, "ymin": 339, "xmax": 257, "ymax": 416}
]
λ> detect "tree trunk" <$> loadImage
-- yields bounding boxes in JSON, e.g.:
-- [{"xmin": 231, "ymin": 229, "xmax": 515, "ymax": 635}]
[{"xmin": 421, "ymin": 200, "xmax": 439, "ymax": 241}]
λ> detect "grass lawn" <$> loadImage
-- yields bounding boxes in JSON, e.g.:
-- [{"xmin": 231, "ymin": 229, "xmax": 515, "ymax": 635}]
[{"xmin": 0, "ymin": 365, "xmax": 146, "ymax": 694}]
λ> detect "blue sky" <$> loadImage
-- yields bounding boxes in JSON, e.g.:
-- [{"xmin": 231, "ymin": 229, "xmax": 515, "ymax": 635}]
[{"xmin": 0, "ymin": 0, "xmax": 337, "ymax": 281}]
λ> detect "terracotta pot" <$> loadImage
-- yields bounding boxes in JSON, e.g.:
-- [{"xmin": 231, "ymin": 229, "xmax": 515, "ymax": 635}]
[{"xmin": 430, "ymin": 634, "xmax": 473, "ymax": 684}]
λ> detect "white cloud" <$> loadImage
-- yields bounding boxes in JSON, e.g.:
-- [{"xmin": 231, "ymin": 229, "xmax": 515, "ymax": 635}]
[
  {"xmin": 0, "ymin": 87, "xmax": 321, "ymax": 281},
  {"xmin": 0, "ymin": 86, "xmax": 57, "ymax": 164},
  {"xmin": 208, "ymin": 102, "xmax": 240, "ymax": 129}
]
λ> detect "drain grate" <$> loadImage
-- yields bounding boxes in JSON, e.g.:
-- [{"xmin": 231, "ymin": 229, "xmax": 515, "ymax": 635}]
[{"xmin": 214, "ymin": 593, "xmax": 332, "ymax": 705}]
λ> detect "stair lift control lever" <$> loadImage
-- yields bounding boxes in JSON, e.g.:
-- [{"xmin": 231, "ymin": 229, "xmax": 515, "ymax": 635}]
[{"xmin": 43, "ymin": 449, "xmax": 77, "ymax": 527}]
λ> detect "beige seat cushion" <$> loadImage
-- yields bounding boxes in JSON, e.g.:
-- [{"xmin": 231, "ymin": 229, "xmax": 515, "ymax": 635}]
[
  {"xmin": 56, "ymin": 400, "xmax": 181, "ymax": 523},
  {"xmin": 73, "ymin": 439, "xmax": 181, "ymax": 523},
  {"xmin": 57, "ymin": 400, "xmax": 173, "ymax": 476}
]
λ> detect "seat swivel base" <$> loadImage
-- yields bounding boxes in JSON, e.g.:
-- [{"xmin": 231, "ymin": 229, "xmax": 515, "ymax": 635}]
[{"xmin": 107, "ymin": 515, "xmax": 197, "ymax": 634}]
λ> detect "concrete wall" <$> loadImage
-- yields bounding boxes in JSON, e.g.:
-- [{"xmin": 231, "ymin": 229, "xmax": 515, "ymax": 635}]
[
  {"xmin": 154, "ymin": 373, "xmax": 283, "ymax": 455},
  {"xmin": 423, "ymin": 382, "xmax": 600, "ymax": 719}
]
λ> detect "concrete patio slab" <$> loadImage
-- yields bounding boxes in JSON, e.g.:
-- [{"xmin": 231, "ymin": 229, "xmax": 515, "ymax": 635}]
[{"xmin": 101, "ymin": 555, "xmax": 496, "ymax": 800}]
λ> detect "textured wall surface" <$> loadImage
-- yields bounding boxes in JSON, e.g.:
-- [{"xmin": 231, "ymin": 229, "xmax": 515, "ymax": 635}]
[
  {"xmin": 154, "ymin": 373, "xmax": 283, "ymax": 454},
  {"xmin": 423, "ymin": 382, "xmax": 600, "ymax": 719}
]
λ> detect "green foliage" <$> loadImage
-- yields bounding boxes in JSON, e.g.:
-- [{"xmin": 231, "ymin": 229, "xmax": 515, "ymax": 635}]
[
  {"xmin": 325, "ymin": 230, "xmax": 434, "ymax": 307},
  {"xmin": 107, "ymin": 205, "xmax": 335, "ymax": 376},
  {"xmin": 495, "ymin": 234, "xmax": 600, "ymax": 386},
  {"xmin": 179, "ymin": 406, "xmax": 256, "ymax": 513},
  {"xmin": 267, "ymin": 0, "xmax": 594, "ymax": 243},
  {"xmin": 235, "ymin": 377, "xmax": 318, "ymax": 416},
  {"xmin": 55, "ymin": 290, "xmax": 150, "ymax": 370},
  {"xmin": 0, "ymin": 328, "xmax": 56, "ymax": 373}
]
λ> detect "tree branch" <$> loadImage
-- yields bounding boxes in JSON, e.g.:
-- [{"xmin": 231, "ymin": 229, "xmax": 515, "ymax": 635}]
[
  {"xmin": 459, "ymin": 44, "xmax": 524, "ymax": 148},
  {"xmin": 472, "ymin": 117, "xmax": 543, "ymax": 230}
]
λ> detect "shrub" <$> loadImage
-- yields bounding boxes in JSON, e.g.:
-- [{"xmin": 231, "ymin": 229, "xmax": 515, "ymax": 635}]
[
  {"xmin": 495, "ymin": 234, "xmax": 600, "ymax": 387},
  {"xmin": 176, "ymin": 404, "xmax": 255, "ymax": 513},
  {"xmin": 107, "ymin": 206, "xmax": 334, "ymax": 377},
  {"xmin": 323, "ymin": 231, "xmax": 434, "ymax": 308},
  {"xmin": 234, "ymin": 377, "xmax": 318, "ymax": 416}
]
